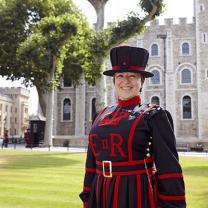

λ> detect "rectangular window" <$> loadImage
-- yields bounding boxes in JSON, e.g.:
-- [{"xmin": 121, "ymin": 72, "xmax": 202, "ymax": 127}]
[{"xmin": 202, "ymin": 33, "xmax": 208, "ymax": 44}]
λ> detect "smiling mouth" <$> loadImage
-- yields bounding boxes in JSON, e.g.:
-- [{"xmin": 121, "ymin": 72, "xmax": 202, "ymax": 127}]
[{"xmin": 121, "ymin": 87, "xmax": 132, "ymax": 90}]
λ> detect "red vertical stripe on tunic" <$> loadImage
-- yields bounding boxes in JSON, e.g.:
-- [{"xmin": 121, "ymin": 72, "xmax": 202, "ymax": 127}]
[
  {"xmin": 128, "ymin": 113, "xmax": 144, "ymax": 160},
  {"xmin": 106, "ymin": 178, "xmax": 111, "ymax": 200},
  {"xmin": 136, "ymin": 175, "xmax": 142, "ymax": 208},
  {"xmin": 113, "ymin": 176, "xmax": 121, "ymax": 208},
  {"xmin": 103, "ymin": 178, "xmax": 106, "ymax": 208},
  {"xmin": 148, "ymin": 182, "xmax": 156, "ymax": 208},
  {"xmin": 96, "ymin": 175, "xmax": 101, "ymax": 204}
]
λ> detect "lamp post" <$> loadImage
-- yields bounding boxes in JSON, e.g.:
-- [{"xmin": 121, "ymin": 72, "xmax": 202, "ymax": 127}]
[{"xmin": 157, "ymin": 34, "xmax": 167, "ymax": 110}]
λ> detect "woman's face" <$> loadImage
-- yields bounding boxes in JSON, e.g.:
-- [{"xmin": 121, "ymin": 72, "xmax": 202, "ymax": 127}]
[{"xmin": 114, "ymin": 72, "xmax": 142, "ymax": 100}]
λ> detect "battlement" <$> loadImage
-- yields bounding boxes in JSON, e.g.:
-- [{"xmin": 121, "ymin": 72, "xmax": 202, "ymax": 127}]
[
  {"xmin": 164, "ymin": 18, "xmax": 173, "ymax": 26},
  {"xmin": 179, "ymin": 17, "xmax": 187, "ymax": 25},
  {"xmin": 149, "ymin": 17, "xmax": 194, "ymax": 27},
  {"xmin": 0, "ymin": 87, "xmax": 29, "ymax": 97}
]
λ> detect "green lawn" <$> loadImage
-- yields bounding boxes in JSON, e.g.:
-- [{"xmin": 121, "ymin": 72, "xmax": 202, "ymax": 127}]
[{"xmin": 0, "ymin": 150, "xmax": 207, "ymax": 208}]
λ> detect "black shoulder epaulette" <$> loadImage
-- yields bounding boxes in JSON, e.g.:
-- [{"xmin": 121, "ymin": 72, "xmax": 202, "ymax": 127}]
[{"xmin": 145, "ymin": 104, "xmax": 163, "ymax": 119}]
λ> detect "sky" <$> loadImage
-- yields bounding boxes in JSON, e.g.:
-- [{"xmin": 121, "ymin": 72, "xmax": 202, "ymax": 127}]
[
  {"xmin": 0, "ymin": 0, "xmax": 194, "ymax": 115},
  {"xmin": 74, "ymin": 0, "xmax": 194, "ymax": 24}
]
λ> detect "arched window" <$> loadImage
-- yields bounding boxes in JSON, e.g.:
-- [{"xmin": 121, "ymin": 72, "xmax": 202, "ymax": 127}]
[
  {"xmin": 181, "ymin": 69, "xmax": 191, "ymax": 83},
  {"xmin": 63, "ymin": 77, "xmax": 72, "ymax": 87},
  {"xmin": 91, "ymin": 98, "xmax": 96, "ymax": 120},
  {"xmin": 182, "ymin": 96, "xmax": 192, "ymax": 119},
  {"xmin": 63, "ymin": 98, "xmax": 71, "ymax": 121},
  {"xmin": 151, "ymin": 96, "xmax": 160, "ymax": 105},
  {"xmin": 150, "ymin": 69, "xmax": 160, "ymax": 84},
  {"xmin": 182, "ymin": 42, "xmax": 190, "ymax": 55},
  {"xmin": 151, "ymin": 44, "xmax": 159, "ymax": 56}
]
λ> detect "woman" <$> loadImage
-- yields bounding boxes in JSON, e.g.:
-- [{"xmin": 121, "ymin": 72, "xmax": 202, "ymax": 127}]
[{"xmin": 80, "ymin": 46, "xmax": 186, "ymax": 208}]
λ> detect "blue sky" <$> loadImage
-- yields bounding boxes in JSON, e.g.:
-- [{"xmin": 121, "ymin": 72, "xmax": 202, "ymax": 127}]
[{"xmin": 0, "ymin": 0, "xmax": 194, "ymax": 114}]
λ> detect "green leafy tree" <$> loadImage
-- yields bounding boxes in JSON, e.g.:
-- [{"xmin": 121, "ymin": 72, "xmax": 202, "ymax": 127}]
[
  {"xmin": 0, "ymin": 0, "xmax": 164, "ymax": 145},
  {"xmin": 0, "ymin": 0, "xmax": 95, "ymax": 145}
]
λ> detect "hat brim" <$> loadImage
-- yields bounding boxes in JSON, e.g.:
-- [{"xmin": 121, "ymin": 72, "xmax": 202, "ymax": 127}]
[{"xmin": 103, "ymin": 69, "xmax": 154, "ymax": 78}]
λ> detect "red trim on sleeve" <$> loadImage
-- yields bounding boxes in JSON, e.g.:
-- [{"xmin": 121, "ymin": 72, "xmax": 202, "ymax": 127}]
[
  {"xmin": 158, "ymin": 194, "xmax": 185, "ymax": 201},
  {"xmin": 158, "ymin": 173, "xmax": 183, "ymax": 180},
  {"xmin": 83, "ymin": 186, "xmax": 92, "ymax": 191},
  {"xmin": 86, "ymin": 168, "xmax": 96, "ymax": 173},
  {"xmin": 84, "ymin": 201, "xmax": 88, "ymax": 208}
]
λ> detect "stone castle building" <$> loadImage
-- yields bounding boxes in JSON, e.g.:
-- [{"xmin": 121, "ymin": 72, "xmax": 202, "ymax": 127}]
[
  {"xmin": 53, "ymin": 0, "xmax": 208, "ymax": 147},
  {"xmin": 0, "ymin": 87, "xmax": 29, "ymax": 138}
]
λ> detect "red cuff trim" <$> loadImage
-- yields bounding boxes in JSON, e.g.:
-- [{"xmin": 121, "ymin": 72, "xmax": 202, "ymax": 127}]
[
  {"xmin": 86, "ymin": 168, "xmax": 96, "ymax": 173},
  {"xmin": 83, "ymin": 186, "xmax": 91, "ymax": 191},
  {"xmin": 158, "ymin": 173, "xmax": 183, "ymax": 180},
  {"xmin": 159, "ymin": 194, "xmax": 185, "ymax": 201},
  {"xmin": 84, "ymin": 201, "xmax": 88, "ymax": 208}
]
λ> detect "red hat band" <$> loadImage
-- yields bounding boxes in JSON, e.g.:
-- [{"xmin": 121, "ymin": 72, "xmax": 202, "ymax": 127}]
[{"xmin": 112, "ymin": 65, "xmax": 145, "ymax": 72}]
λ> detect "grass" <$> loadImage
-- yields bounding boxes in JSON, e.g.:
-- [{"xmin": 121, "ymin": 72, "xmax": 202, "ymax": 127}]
[{"xmin": 0, "ymin": 150, "xmax": 208, "ymax": 208}]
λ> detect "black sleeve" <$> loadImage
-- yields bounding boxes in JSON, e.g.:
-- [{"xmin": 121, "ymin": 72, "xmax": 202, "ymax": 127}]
[
  {"xmin": 79, "ymin": 111, "xmax": 99, "ymax": 204},
  {"xmin": 79, "ymin": 143, "xmax": 96, "ymax": 203},
  {"xmin": 148, "ymin": 109, "xmax": 186, "ymax": 208}
]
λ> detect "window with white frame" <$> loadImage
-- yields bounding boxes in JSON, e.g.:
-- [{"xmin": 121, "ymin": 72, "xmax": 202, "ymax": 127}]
[
  {"xmin": 151, "ymin": 44, "xmax": 159, "ymax": 56},
  {"xmin": 91, "ymin": 98, "xmax": 96, "ymax": 121},
  {"xmin": 181, "ymin": 68, "xmax": 191, "ymax": 84},
  {"xmin": 151, "ymin": 96, "xmax": 160, "ymax": 105},
  {"xmin": 181, "ymin": 42, "xmax": 190, "ymax": 55},
  {"xmin": 182, "ymin": 96, "xmax": 192, "ymax": 119},
  {"xmin": 150, "ymin": 69, "xmax": 160, "ymax": 84},
  {"xmin": 202, "ymin": 33, "xmax": 208, "ymax": 44},
  {"xmin": 63, "ymin": 98, "xmax": 71, "ymax": 121}
]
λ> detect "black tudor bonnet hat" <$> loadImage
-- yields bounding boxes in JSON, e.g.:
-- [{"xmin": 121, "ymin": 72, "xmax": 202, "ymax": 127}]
[{"xmin": 103, "ymin": 45, "xmax": 153, "ymax": 78}]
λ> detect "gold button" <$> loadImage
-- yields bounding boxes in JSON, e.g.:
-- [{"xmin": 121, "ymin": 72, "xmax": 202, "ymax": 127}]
[
  {"xmin": 146, "ymin": 153, "xmax": 151, "ymax": 157},
  {"xmin": 148, "ymin": 142, "xmax": 152, "ymax": 145},
  {"xmin": 146, "ymin": 148, "xmax": 150, "ymax": 151}
]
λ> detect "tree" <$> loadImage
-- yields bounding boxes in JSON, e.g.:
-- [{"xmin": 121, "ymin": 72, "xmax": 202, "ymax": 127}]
[
  {"xmin": 0, "ymin": 0, "xmax": 164, "ymax": 145},
  {"xmin": 86, "ymin": 0, "xmax": 164, "ymax": 110},
  {"xmin": 0, "ymin": 0, "xmax": 96, "ymax": 145}
]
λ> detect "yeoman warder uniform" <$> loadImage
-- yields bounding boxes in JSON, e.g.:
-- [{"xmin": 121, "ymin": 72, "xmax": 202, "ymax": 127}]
[{"xmin": 79, "ymin": 46, "xmax": 186, "ymax": 208}]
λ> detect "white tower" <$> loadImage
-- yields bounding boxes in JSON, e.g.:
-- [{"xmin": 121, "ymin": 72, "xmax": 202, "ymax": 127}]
[{"xmin": 194, "ymin": 0, "xmax": 208, "ymax": 140}]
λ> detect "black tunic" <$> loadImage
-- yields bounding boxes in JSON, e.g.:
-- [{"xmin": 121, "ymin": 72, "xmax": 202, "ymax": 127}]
[{"xmin": 80, "ymin": 96, "xmax": 186, "ymax": 208}]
